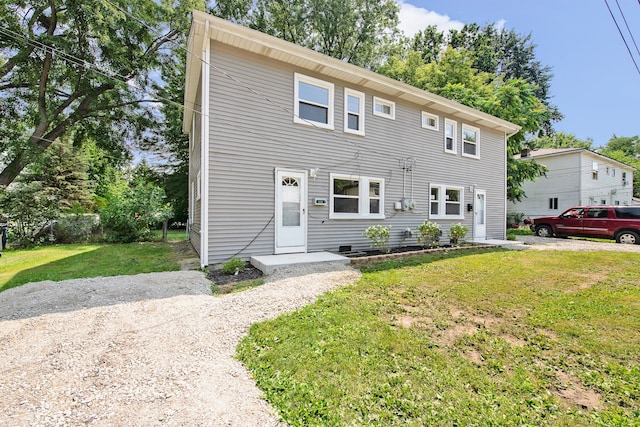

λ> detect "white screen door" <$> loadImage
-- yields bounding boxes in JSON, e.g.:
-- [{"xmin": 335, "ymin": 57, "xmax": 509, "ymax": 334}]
[
  {"xmin": 275, "ymin": 169, "xmax": 307, "ymax": 254},
  {"xmin": 473, "ymin": 189, "xmax": 486, "ymax": 240}
]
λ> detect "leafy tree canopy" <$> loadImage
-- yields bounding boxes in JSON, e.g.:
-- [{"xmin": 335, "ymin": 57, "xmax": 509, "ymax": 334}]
[
  {"xmin": 0, "ymin": 0, "xmax": 204, "ymax": 186},
  {"xmin": 209, "ymin": 0, "xmax": 399, "ymax": 68},
  {"xmin": 600, "ymin": 135, "xmax": 640, "ymax": 198},
  {"xmin": 528, "ymin": 131, "xmax": 593, "ymax": 150},
  {"xmin": 379, "ymin": 47, "xmax": 551, "ymax": 201}
]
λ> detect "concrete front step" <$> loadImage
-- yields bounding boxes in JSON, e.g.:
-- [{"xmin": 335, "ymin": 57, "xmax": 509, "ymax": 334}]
[{"xmin": 250, "ymin": 252, "xmax": 350, "ymax": 274}]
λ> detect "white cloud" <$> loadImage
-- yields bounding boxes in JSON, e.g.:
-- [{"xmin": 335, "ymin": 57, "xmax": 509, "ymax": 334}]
[{"xmin": 396, "ymin": 1, "xmax": 464, "ymax": 37}]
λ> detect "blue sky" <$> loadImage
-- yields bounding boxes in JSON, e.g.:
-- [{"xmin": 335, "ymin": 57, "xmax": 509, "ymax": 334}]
[{"xmin": 396, "ymin": 0, "xmax": 640, "ymax": 148}]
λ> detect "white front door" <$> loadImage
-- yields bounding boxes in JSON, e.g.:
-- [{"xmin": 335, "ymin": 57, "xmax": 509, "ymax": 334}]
[
  {"xmin": 275, "ymin": 169, "xmax": 307, "ymax": 254},
  {"xmin": 473, "ymin": 189, "xmax": 487, "ymax": 240}
]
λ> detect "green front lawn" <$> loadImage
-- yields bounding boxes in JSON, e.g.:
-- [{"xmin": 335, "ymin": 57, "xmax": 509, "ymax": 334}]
[
  {"xmin": 0, "ymin": 241, "xmax": 182, "ymax": 292},
  {"xmin": 238, "ymin": 249, "xmax": 640, "ymax": 426}
]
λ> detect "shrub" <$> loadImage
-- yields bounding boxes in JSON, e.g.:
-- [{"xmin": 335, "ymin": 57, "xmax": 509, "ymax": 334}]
[
  {"xmin": 416, "ymin": 220, "xmax": 440, "ymax": 248},
  {"xmin": 99, "ymin": 180, "xmax": 173, "ymax": 243},
  {"xmin": 222, "ymin": 257, "xmax": 245, "ymax": 275},
  {"xmin": 0, "ymin": 181, "xmax": 59, "ymax": 247},
  {"xmin": 448, "ymin": 223, "xmax": 469, "ymax": 246},
  {"xmin": 53, "ymin": 214, "xmax": 100, "ymax": 244},
  {"xmin": 363, "ymin": 225, "xmax": 392, "ymax": 253}
]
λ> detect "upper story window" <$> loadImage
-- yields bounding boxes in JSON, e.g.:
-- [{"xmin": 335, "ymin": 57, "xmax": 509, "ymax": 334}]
[
  {"xmin": 373, "ymin": 97, "xmax": 395, "ymax": 120},
  {"xmin": 294, "ymin": 73, "xmax": 334, "ymax": 130},
  {"xmin": 344, "ymin": 88, "xmax": 365, "ymax": 136},
  {"xmin": 430, "ymin": 184, "xmax": 464, "ymax": 219},
  {"xmin": 462, "ymin": 124, "xmax": 480, "ymax": 158},
  {"xmin": 444, "ymin": 119, "xmax": 457, "ymax": 154},
  {"xmin": 330, "ymin": 174, "xmax": 384, "ymax": 219},
  {"xmin": 421, "ymin": 112, "xmax": 439, "ymax": 131},
  {"xmin": 592, "ymin": 161, "xmax": 598, "ymax": 180}
]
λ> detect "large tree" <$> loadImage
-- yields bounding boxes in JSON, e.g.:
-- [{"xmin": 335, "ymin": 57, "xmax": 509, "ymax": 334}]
[
  {"xmin": 528, "ymin": 131, "xmax": 593, "ymax": 150},
  {"xmin": 208, "ymin": 0, "xmax": 399, "ymax": 68},
  {"xmin": 379, "ymin": 47, "xmax": 551, "ymax": 201},
  {"xmin": 600, "ymin": 135, "xmax": 640, "ymax": 198},
  {"xmin": 0, "ymin": 0, "xmax": 203, "ymax": 186}
]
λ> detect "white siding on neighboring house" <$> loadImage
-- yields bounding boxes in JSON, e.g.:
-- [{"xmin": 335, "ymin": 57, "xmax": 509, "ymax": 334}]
[{"xmin": 509, "ymin": 149, "xmax": 635, "ymax": 218}]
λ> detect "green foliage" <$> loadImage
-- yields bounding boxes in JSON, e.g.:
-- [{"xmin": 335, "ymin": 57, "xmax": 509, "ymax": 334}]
[
  {"xmin": 363, "ymin": 224, "xmax": 391, "ymax": 252},
  {"xmin": 528, "ymin": 131, "xmax": 593, "ymax": 150},
  {"xmin": 99, "ymin": 178, "xmax": 173, "ymax": 243},
  {"xmin": 416, "ymin": 220, "xmax": 440, "ymax": 247},
  {"xmin": 53, "ymin": 214, "xmax": 100, "ymax": 244},
  {"xmin": 379, "ymin": 47, "xmax": 550, "ymax": 202},
  {"xmin": 250, "ymin": 0, "xmax": 399, "ymax": 68},
  {"xmin": 506, "ymin": 212, "xmax": 525, "ymax": 227},
  {"xmin": 238, "ymin": 250, "xmax": 640, "ymax": 425},
  {"xmin": 222, "ymin": 256, "xmax": 246, "ymax": 274},
  {"xmin": 448, "ymin": 223, "xmax": 468, "ymax": 245},
  {"xmin": 0, "ymin": 181, "xmax": 59, "ymax": 246},
  {"xmin": 0, "ymin": 0, "xmax": 205, "ymax": 186},
  {"xmin": 601, "ymin": 135, "xmax": 640, "ymax": 198}
]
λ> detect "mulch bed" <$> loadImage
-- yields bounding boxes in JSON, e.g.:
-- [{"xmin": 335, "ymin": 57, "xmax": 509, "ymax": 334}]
[{"xmin": 208, "ymin": 264, "xmax": 263, "ymax": 285}]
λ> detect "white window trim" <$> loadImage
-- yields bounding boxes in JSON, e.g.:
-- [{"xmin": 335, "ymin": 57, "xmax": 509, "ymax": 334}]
[
  {"xmin": 196, "ymin": 171, "xmax": 201, "ymax": 201},
  {"xmin": 344, "ymin": 88, "xmax": 365, "ymax": 136},
  {"xmin": 329, "ymin": 173, "xmax": 385, "ymax": 219},
  {"xmin": 373, "ymin": 96, "xmax": 395, "ymax": 120},
  {"xmin": 461, "ymin": 124, "xmax": 480, "ymax": 159},
  {"xmin": 429, "ymin": 184, "xmax": 464, "ymax": 220},
  {"xmin": 293, "ymin": 73, "xmax": 334, "ymax": 130},
  {"xmin": 444, "ymin": 118, "xmax": 457, "ymax": 154},
  {"xmin": 421, "ymin": 111, "xmax": 439, "ymax": 131}
]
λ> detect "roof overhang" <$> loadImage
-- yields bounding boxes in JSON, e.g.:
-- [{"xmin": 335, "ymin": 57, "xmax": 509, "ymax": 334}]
[
  {"xmin": 519, "ymin": 148, "xmax": 636, "ymax": 170},
  {"xmin": 183, "ymin": 10, "xmax": 521, "ymax": 136}
]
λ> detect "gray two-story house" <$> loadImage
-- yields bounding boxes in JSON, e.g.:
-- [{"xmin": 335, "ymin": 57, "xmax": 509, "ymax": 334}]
[{"xmin": 183, "ymin": 11, "xmax": 520, "ymax": 267}]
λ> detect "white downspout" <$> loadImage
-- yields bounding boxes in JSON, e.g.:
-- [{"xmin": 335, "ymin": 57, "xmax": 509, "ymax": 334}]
[
  {"xmin": 200, "ymin": 20, "xmax": 210, "ymax": 268},
  {"xmin": 505, "ymin": 129, "xmax": 519, "ymax": 239}
]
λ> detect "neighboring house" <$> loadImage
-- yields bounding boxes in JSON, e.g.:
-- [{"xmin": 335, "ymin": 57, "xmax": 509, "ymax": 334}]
[
  {"xmin": 508, "ymin": 148, "xmax": 635, "ymax": 218},
  {"xmin": 183, "ymin": 11, "xmax": 520, "ymax": 267}
]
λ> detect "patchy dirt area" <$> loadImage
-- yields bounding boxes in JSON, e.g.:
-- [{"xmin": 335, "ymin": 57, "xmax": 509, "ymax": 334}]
[{"xmin": 0, "ymin": 265, "xmax": 360, "ymax": 426}]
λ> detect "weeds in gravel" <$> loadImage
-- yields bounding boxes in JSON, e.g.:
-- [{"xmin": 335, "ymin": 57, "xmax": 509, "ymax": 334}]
[{"xmin": 237, "ymin": 250, "xmax": 640, "ymax": 426}]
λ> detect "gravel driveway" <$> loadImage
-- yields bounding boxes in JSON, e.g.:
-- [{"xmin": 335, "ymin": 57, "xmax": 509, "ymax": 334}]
[
  {"xmin": 0, "ymin": 264, "xmax": 360, "ymax": 426},
  {"xmin": 515, "ymin": 235, "xmax": 640, "ymax": 252},
  {"xmin": 1, "ymin": 239, "xmax": 637, "ymax": 426}
]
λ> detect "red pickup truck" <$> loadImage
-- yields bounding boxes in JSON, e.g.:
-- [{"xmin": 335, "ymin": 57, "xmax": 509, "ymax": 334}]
[{"xmin": 530, "ymin": 206, "xmax": 640, "ymax": 244}]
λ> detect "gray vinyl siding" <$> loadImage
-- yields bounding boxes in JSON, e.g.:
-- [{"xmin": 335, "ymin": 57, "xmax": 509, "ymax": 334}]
[
  {"xmin": 205, "ymin": 42, "xmax": 507, "ymax": 265},
  {"xmin": 188, "ymin": 77, "xmax": 202, "ymax": 255}
]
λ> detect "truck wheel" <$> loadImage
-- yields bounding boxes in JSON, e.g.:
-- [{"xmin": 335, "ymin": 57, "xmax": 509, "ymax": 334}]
[
  {"xmin": 535, "ymin": 225, "xmax": 553, "ymax": 238},
  {"xmin": 616, "ymin": 230, "xmax": 640, "ymax": 244}
]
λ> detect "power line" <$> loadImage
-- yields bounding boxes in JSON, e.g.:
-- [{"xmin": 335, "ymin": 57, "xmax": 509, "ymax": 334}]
[
  {"xmin": 614, "ymin": 0, "xmax": 640, "ymax": 59},
  {"xmin": 603, "ymin": 0, "xmax": 640, "ymax": 76}
]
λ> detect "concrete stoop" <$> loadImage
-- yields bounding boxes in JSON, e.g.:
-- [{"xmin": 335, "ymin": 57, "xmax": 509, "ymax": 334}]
[{"xmin": 250, "ymin": 252, "xmax": 350, "ymax": 275}]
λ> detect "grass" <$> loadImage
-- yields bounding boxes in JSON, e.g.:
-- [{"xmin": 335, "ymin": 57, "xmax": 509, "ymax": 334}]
[
  {"xmin": 237, "ymin": 249, "xmax": 640, "ymax": 426},
  {"xmin": 0, "ymin": 235, "xmax": 187, "ymax": 292},
  {"xmin": 212, "ymin": 278, "xmax": 265, "ymax": 295}
]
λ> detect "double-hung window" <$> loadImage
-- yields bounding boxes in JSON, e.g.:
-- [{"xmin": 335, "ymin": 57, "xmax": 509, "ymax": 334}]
[
  {"xmin": 429, "ymin": 184, "xmax": 464, "ymax": 219},
  {"xmin": 330, "ymin": 174, "xmax": 384, "ymax": 219},
  {"xmin": 294, "ymin": 73, "xmax": 334, "ymax": 129},
  {"xmin": 444, "ymin": 119, "xmax": 457, "ymax": 154},
  {"xmin": 344, "ymin": 88, "xmax": 365, "ymax": 135},
  {"xmin": 373, "ymin": 97, "xmax": 395, "ymax": 120},
  {"xmin": 462, "ymin": 124, "xmax": 479, "ymax": 158}
]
